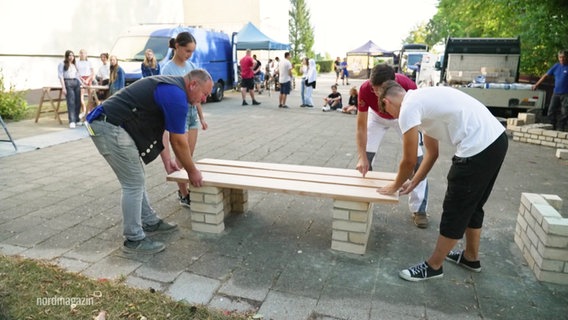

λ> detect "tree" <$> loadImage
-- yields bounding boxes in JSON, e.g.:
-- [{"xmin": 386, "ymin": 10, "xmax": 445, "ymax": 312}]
[
  {"xmin": 288, "ymin": 0, "xmax": 314, "ymax": 63},
  {"xmin": 403, "ymin": 22, "xmax": 429, "ymax": 46},
  {"xmin": 417, "ymin": 0, "xmax": 568, "ymax": 76}
]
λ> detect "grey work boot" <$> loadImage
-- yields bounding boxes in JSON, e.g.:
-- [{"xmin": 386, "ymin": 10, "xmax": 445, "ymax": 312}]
[
  {"xmin": 142, "ymin": 219, "xmax": 178, "ymax": 234},
  {"xmin": 123, "ymin": 237, "xmax": 165, "ymax": 254}
]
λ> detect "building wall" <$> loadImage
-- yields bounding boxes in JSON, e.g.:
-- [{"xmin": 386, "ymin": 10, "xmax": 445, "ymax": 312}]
[
  {"xmin": 183, "ymin": 0, "xmax": 260, "ymax": 33},
  {"xmin": 0, "ymin": 0, "xmax": 285, "ymax": 91},
  {"xmin": 0, "ymin": 0, "xmax": 185, "ymax": 90}
]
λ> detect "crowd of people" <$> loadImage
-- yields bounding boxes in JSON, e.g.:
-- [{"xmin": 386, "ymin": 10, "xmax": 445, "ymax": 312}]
[
  {"xmin": 58, "ymin": 49, "xmax": 125, "ymax": 128},
  {"xmin": 70, "ymin": 29, "xmax": 565, "ymax": 283}
]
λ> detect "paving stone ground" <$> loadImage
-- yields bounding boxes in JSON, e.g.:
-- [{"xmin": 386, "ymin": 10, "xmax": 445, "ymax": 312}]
[{"xmin": 1, "ymin": 73, "xmax": 567, "ymax": 319}]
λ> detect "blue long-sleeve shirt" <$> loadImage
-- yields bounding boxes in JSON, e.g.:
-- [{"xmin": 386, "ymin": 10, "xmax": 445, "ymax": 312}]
[
  {"xmin": 110, "ymin": 66, "xmax": 125, "ymax": 95},
  {"xmin": 141, "ymin": 63, "xmax": 161, "ymax": 77}
]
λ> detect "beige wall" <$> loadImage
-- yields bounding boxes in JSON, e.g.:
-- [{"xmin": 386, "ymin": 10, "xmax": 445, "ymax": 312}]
[
  {"xmin": 183, "ymin": 0, "xmax": 261, "ymax": 33},
  {"xmin": 0, "ymin": 0, "xmax": 184, "ymax": 89},
  {"xmin": 0, "ymin": 0, "xmax": 284, "ymax": 90}
]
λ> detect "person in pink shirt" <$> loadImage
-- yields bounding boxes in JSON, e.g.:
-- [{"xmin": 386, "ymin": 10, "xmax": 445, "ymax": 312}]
[
  {"xmin": 239, "ymin": 49, "xmax": 260, "ymax": 106},
  {"xmin": 356, "ymin": 64, "xmax": 430, "ymax": 228}
]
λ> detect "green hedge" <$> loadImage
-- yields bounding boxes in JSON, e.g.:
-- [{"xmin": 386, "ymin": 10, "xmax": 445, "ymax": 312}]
[
  {"xmin": 293, "ymin": 60, "xmax": 334, "ymax": 76},
  {"xmin": 317, "ymin": 60, "xmax": 333, "ymax": 73},
  {"xmin": 0, "ymin": 70, "xmax": 27, "ymax": 120}
]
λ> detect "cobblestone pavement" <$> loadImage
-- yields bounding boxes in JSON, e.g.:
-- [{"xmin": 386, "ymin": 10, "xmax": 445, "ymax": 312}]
[{"xmin": 1, "ymin": 73, "xmax": 567, "ymax": 319}]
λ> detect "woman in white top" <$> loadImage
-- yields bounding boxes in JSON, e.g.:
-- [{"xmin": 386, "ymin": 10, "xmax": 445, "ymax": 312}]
[
  {"xmin": 299, "ymin": 57, "xmax": 309, "ymax": 107},
  {"xmin": 161, "ymin": 32, "xmax": 207, "ymax": 208},
  {"xmin": 57, "ymin": 50, "xmax": 82, "ymax": 128},
  {"xmin": 96, "ymin": 53, "xmax": 110, "ymax": 86},
  {"xmin": 76, "ymin": 49, "xmax": 94, "ymax": 118},
  {"xmin": 303, "ymin": 59, "xmax": 317, "ymax": 108}
]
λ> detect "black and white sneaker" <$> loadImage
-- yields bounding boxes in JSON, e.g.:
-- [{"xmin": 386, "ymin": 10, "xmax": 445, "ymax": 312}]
[
  {"xmin": 445, "ymin": 250, "xmax": 481, "ymax": 272},
  {"xmin": 399, "ymin": 261, "xmax": 443, "ymax": 282}
]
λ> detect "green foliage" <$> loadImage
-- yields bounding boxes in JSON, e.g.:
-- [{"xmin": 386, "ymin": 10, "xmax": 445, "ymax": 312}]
[
  {"xmin": 293, "ymin": 62, "xmax": 321, "ymax": 76},
  {"xmin": 317, "ymin": 60, "xmax": 333, "ymax": 73},
  {"xmin": 289, "ymin": 0, "xmax": 315, "ymax": 63},
  {"xmin": 0, "ymin": 69, "xmax": 28, "ymax": 120},
  {"xmin": 420, "ymin": 0, "xmax": 568, "ymax": 76},
  {"xmin": 403, "ymin": 23, "xmax": 429, "ymax": 47}
]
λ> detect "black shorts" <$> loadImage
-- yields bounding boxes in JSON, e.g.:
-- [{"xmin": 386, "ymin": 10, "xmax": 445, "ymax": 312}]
[
  {"xmin": 241, "ymin": 78, "xmax": 255, "ymax": 91},
  {"xmin": 440, "ymin": 132, "xmax": 508, "ymax": 239}
]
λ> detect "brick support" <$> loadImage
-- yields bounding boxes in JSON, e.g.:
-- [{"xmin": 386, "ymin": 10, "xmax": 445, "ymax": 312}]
[
  {"xmin": 331, "ymin": 200, "xmax": 373, "ymax": 254},
  {"xmin": 188, "ymin": 186, "xmax": 226, "ymax": 234},
  {"xmin": 514, "ymin": 192, "xmax": 568, "ymax": 285}
]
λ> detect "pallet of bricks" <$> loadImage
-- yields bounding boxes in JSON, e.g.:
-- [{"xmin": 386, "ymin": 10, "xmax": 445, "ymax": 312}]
[{"xmin": 507, "ymin": 113, "xmax": 568, "ymax": 157}]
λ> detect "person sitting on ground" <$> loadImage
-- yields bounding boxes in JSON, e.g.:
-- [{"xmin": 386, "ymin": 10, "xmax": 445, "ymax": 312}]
[
  {"xmin": 323, "ymin": 84, "xmax": 342, "ymax": 112},
  {"xmin": 341, "ymin": 86, "xmax": 358, "ymax": 114}
]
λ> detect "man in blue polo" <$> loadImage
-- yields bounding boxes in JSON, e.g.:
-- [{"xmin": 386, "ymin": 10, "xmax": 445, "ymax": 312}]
[
  {"xmin": 533, "ymin": 49, "xmax": 568, "ymax": 131},
  {"xmin": 87, "ymin": 69, "xmax": 212, "ymax": 254}
]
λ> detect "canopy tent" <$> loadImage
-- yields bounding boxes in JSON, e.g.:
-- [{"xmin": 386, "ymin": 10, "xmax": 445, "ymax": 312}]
[
  {"xmin": 346, "ymin": 40, "xmax": 393, "ymax": 79},
  {"xmin": 236, "ymin": 22, "xmax": 290, "ymax": 50}
]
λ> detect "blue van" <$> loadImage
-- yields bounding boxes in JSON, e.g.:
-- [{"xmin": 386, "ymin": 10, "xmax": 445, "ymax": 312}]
[{"xmin": 110, "ymin": 24, "xmax": 236, "ymax": 101}]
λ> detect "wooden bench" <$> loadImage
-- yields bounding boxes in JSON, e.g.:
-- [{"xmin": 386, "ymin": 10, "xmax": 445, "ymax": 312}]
[
  {"xmin": 167, "ymin": 158, "xmax": 398, "ymax": 254},
  {"xmin": 35, "ymin": 87, "xmax": 66, "ymax": 124}
]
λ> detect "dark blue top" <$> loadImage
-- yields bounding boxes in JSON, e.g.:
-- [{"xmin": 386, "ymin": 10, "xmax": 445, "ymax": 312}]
[
  {"xmin": 547, "ymin": 63, "xmax": 568, "ymax": 94},
  {"xmin": 109, "ymin": 66, "xmax": 126, "ymax": 95},
  {"xmin": 141, "ymin": 63, "xmax": 161, "ymax": 77}
]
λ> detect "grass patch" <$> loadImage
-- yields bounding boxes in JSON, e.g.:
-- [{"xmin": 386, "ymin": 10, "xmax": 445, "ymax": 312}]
[{"xmin": 0, "ymin": 255, "xmax": 253, "ymax": 319}]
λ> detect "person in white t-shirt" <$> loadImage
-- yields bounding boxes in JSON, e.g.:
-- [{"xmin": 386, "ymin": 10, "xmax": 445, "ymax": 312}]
[
  {"xmin": 76, "ymin": 49, "xmax": 94, "ymax": 118},
  {"xmin": 95, "ymin": 53, "xmax": 110, "ymax": 101},
  {"xmin": 277, "ymin": 52, "xmax": 293, "ymax": 108},
  {"xmin": 96, "ymin": 53, "xmax": 110, "ymax": 86},
  {"xmin": 377, "ymin": 81, "xmax": 508, "ymax": 282}
]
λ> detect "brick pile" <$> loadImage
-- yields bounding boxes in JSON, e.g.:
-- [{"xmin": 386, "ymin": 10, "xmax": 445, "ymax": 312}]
[
  {"xmin": 506, "ymin": 113, "xmax": 568, "ymax": 149},
  {"xmin": 514, "ymin": 193, "xmax": 568, "ymax": 285}
]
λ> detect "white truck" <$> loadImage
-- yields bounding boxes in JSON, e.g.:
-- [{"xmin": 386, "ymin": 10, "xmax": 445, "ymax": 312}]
[
  {"xmin": 397, "ymin": 43, "xmax": 429, "ymax": 82},
  {"xmin": 437, "ymin": 37, "xmax": 546, "ymax": 117}
]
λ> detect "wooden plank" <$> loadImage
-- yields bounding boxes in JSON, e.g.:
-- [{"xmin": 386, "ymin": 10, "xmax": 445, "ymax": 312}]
[
  {"xmin": 196, "ymin": 164, "xmax": 390, "ymax": 188},
  {"xmin": 167, "ymin": 170, "xmax": 398, "ymax": 204},
  {"xmin": 197, "ymin": 158, "xmax": 397, "ymax": 180}
]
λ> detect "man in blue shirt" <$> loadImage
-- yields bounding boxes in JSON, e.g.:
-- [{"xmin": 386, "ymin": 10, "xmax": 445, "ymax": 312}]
[
  {"xmin": 533, "ymin": 49, "xmax": 568, "ymax": 131},
  {"xmin": 87, "ymin": 69, "xmax": 213, "ymax": 254}
]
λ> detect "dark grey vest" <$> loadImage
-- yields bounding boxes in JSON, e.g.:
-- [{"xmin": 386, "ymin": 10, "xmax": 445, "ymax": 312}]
[{"xmin": 102, "ymin": 76, "xmax": 186, "ymax": 164}]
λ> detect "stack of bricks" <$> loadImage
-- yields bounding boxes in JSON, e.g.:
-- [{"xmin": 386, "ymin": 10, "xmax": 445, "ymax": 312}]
[
  {"xmin": 331, "ymin": 200, "xmax": 374, "ymax": 254},
  {"xmin": 188, "ymin": 187, "xmax": 248, "ymax": 233},
  {"xmin": 514, "ymin": 193, "xmax": 568, "ymax": 285},
  {"xmin": 507, "ymin": 113, "xmax": 568, "ymax": 148}
]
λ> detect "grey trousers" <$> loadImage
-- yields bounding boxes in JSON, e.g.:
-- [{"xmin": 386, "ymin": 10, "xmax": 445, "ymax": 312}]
[{"xmin": 89, "ymin": 120, "xmax": 160, "ymax": 241}]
